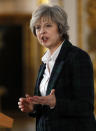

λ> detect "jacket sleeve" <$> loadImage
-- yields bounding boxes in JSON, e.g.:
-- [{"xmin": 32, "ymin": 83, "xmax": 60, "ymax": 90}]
[
  {"xmin": 52, "ymin": 51, "xmax": 94, "ymax": 118},
  {"xmin": 28, "ymin": 104, "xmax": 43, "ymax": 118}
]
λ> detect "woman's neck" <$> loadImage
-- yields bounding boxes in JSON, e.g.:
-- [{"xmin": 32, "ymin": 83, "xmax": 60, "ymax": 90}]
[{"xmin": 49, "ymin": 40, "xmax": 64, "ymax": 55}]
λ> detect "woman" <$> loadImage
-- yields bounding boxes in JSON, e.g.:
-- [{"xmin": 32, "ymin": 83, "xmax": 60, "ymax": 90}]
[{"xmin": 18, "ymin": 5, "xmax": 96, "ymax": 131}]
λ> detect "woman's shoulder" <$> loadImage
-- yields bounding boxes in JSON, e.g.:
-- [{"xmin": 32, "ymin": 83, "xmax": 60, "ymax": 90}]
[
  {"xmin": 64, "ymin": 40, "xmax": 92, "ymax": 64},
  {"xmin": 70, "ymin": 42, "xmax": 91, "ymax": 60}
]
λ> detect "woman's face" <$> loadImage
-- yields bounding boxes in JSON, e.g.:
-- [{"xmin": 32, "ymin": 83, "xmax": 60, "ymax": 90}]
[{"xmin": 35, "ymin": 17, "xmax": 62, "ymax": 54}]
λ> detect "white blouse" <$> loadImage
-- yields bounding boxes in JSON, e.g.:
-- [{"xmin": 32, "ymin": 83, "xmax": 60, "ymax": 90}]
[{"xmin": 39, "ymin": 42, "xmax": 63, "ymax": 96}]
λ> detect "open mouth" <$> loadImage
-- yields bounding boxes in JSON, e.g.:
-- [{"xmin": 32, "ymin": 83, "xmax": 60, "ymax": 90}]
[{"xmin": 41, "ymin": 36, "xmax": 48, "ymax": 42}]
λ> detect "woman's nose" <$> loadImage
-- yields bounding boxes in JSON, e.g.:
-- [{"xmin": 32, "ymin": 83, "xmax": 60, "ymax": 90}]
[{"xmin": 40, "ymin": 27, "xmax": 46, "ymax": 34}]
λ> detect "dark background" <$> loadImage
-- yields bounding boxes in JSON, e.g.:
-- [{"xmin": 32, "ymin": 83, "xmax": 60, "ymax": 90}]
[{"xmin": 0, "ymin": 25, "xmax": 23, "ymax": 110}]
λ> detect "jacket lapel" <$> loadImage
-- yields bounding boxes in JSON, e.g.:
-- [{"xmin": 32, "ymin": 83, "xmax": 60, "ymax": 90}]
[
  {"xmin": 35, "ymin": 63, "xmax": 46, "ymax": 95},
  {"xmin": 46, "ymin": 61, "xmax": 65, "ymax": 95},
  {"xmin": 46, "ymin": 40, "xmax": 72, "ymax": 95}
]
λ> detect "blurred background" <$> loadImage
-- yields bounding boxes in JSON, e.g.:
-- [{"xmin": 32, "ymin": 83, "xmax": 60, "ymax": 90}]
[{"xmin": 0, "ymin": 0, "xmax": 96, "ymax": 130}]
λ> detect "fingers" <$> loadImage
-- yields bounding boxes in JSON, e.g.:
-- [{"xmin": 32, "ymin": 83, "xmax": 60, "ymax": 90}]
[
  {"xmin": 18, "ymin": 90, "xmax": 56, "ymax": 112},
  {"xmin": 50, "ymin": 89, "xmax": 55, "ymax": 95},
  {"xmin": 29, "ymin": 90, "xmax": 55, "ymax": 106},
  {"xmin": 18, "ymin": 95, "xmax": 35, "ymax": 113},
  {"xmin": 25, "ymin": 94, "xmax": 30, "ymax": 98},
  {"xmin": 18, "ymin": 97, "xmax": 30, "ymax": 112},
  {"xmin": 18, "ymin": 98, "xmax": 24, "ymax": 111},
  {"xmin": 29, "ymin": 96, "xmax": 44, "ymax": 105},
  {"xmin": 30, "ymin": 96, "xmax": 46, "ymax": 105},
  {"xmin": 18, "ymin": 98, "xmax": 28, "ymax": 105},
  {"xmin": 30, "ymin": 96, "xmax": 51, "ymax": 106}
]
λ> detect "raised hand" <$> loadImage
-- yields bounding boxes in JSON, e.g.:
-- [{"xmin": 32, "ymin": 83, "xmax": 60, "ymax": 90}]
[
  {"xmin": 28, "ymin": 89, "xmax": 56, "ymax": 108},
  {"xmin": 18, "ymin": 94, "xmax": 34, "ymax": 113}
]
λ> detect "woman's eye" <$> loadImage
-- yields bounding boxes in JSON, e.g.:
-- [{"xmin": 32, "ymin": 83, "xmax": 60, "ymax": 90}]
[
  {"xmin": 35, "ymin": 26, "xmax": 40, "ymax": 30},
  {"xmin": 46, "ymin": 24, "xmax": 52, "ymax": 27}
]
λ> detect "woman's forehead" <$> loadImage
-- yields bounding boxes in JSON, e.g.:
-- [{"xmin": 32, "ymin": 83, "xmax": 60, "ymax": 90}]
[{"xmin": 35, "ymin": 16, "xmax": 54, "ymax": 25}]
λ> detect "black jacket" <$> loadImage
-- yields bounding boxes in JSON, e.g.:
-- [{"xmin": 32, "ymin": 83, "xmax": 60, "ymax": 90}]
[{"xmin": 29, "ymin": 40, "xmax": 96, "ymax": 131}]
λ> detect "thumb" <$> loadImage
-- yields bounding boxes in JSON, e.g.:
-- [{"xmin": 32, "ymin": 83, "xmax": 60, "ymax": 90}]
[
  {"xmin": 50, "ymin": 89, "xmax": 55, "ymax": 95},
  {"xmin": 25, "ymin": 94, "xmax": 32, "ymax": 102},
  {"xmin": 25, "ymin": 94, "xmax": 30, "ymax": 98}
]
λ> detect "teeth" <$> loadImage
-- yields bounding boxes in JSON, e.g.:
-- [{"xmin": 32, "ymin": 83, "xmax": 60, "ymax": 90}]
[{"xmin": 42, "ymin": 36, "xmax": 47, "ymax": 41}]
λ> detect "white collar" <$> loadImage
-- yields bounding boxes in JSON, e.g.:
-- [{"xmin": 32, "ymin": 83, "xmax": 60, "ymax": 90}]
[{"xmin": 42, "ymin": 41, "xmax": 63, "ymax": 64}]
